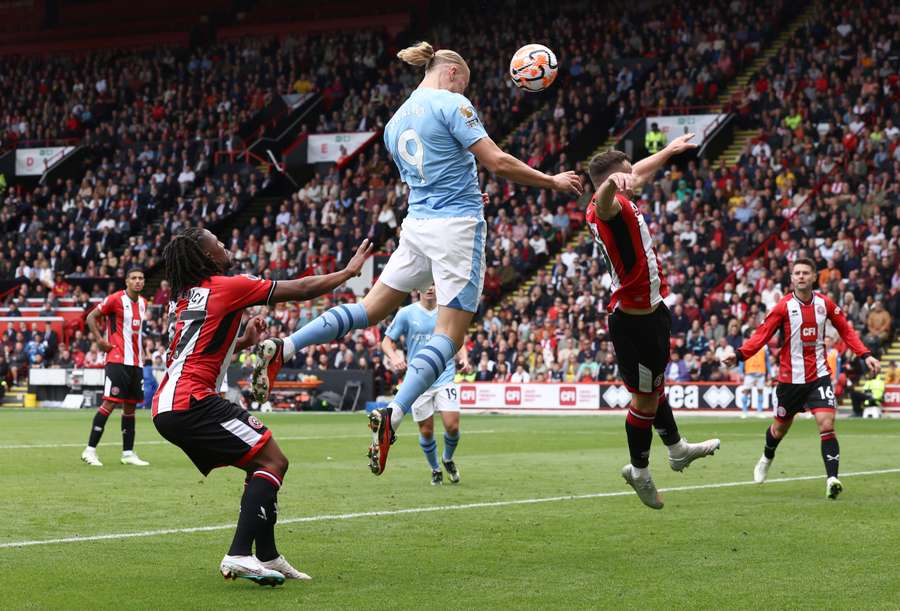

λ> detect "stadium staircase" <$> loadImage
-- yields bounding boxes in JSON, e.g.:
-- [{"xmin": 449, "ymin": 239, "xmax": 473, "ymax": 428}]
[
  {"xmin": 707, "ymin": 2, "xmax": 817, "ymax": 167},
  {"xmin": 1, "ymin": 383, "xmax": 27, "ymax": 408},
  {"xmin": 883, "ymin": 336, "xmax": 900, "ymax": 366},
  {"xmin": 472, "ymin": 1, "xmax": 819, "ymax": 334}
]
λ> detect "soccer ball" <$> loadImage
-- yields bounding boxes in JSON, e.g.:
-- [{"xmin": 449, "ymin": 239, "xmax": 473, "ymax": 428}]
[{"xmin": 509, "ymin": 44, "xmax": 558, "ymax": 92}]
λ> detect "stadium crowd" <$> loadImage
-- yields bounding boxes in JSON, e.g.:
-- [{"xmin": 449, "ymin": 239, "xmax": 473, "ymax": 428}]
[{"xmin": 2, "ymin": 0, "xmax": 896, "ymax": 404}]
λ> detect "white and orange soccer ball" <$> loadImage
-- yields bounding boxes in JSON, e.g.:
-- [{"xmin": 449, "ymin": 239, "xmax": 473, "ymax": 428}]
[{"xmin": 509, "ymin": 43, "xmax": 558, "ymax": 92}]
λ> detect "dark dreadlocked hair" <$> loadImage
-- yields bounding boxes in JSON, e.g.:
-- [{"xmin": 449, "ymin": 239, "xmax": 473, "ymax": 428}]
[{"xmin": 163, "ymin": 227, "xmax": 221, "ymax": 298}]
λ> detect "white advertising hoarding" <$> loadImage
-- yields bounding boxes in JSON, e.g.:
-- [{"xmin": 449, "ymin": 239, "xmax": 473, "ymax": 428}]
[
  {"xmin": 307, "ymin": 132, "xmax": 376, "ymax": 163},
  {"xmin": 645, "ymin": 114, "xmax": 724, "ymax": 146},
  {"xmin": 15, "ymin": 146, "xmax": 74, "ymax": 176},
  {"xmin": 458, "ymin": 383, "xmax": 601, "ymax": 411}
]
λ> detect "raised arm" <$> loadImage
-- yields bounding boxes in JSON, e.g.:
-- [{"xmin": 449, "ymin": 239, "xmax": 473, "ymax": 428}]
[
  {"xmin": 270, "ymin": 240, "xmax": 373, "ymax": 303},
  {"xmin": 631, "ymin": 133, "xmax": 698, "ymax": 191},
  {"xmin": 722, "ymin": 302, "xmax": 786, "ymax": 367},
  {"xmin": 469, "ymin": 137, "xmax": 582, "ymax": 195}
]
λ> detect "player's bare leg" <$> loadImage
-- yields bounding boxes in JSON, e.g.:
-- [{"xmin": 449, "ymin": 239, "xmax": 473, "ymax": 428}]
[
  {"xmin": 754, "ymin": 415, "xmax": 793, "ymax": 483},
  {"xmin": 120, "ymin": 405, "xmax": 149, "ymax": 466},
  {"xmin": 813, "ymin": 409, "xmax": 842, "ymax": 499},
  {"xmin": 440, "ymin": 410, "xmax": 461, "ymax": 483},
  {"xmin": 370, "ymin": 305, "xmax": 472, "ymax": 475}
]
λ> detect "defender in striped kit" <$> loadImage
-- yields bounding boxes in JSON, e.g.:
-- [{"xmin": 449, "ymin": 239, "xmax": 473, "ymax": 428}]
[
  {"xmin": 152, "ymin": 227, "xmax": 370, "ymax": 585},
  {"xmin": 724, "ymin": 258, "xmax": 880, "ymax": 499},
  {"xmin": 80, "ymin": 267, "xmax": 150, "ymax": 467},
  {"xmin": 586, "ymin": 136, "xmax": 721, "ymax": 510}
]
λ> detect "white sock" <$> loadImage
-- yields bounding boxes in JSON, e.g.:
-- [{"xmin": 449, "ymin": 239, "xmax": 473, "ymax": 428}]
[
  {"xmin": 389, "ymin": 402, "xmax": 405, "ymax": 431},
  {"xmin": 281, "ymin": 338, "xmax": 296, "ymax": 361},
  {"xmin": 632, "ymin": 465, "xmax": 651, "ymax": 479},
  {"xmin": 122, "ymin": 450, "xmax": 134, "ymax": 457}
]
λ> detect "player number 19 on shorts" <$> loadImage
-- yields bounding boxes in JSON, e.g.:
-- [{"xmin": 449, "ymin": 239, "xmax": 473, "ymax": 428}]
[{"xmin": 445, "ymin": 387, "xmax": 457, "ymax": 401}]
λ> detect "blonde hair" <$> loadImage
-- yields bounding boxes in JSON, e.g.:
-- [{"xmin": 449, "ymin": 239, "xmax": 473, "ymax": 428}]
[{"xmin": 397, "ymin": 41, "xmax": 467, "ymax": 72}]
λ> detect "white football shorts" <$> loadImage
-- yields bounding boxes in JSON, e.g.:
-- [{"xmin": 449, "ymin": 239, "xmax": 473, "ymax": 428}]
[
  {"xmin": 379, "ymin": 216, "xmax": 486, "ymax": 313},
  {"xmin": 410, "ymin": 383, "xmax": 460, "ymax": 423}
]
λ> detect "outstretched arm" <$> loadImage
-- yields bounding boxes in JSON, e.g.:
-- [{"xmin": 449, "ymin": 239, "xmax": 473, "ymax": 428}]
[
  {"xmin": 631, "ymin": 133, "xmax": 698, "ymax": 191},
  {"xmin": 469, "ymin": 137, "xmax": 582, "ymax": 195},
  {"xmin": 722, "ymin": 302, "xmax": 785, "ymax": 367},
  {"xmin": 826, "ymin": 298, "xmax": 880, "ymax": 373},
  {"xmin": 270, "ymin": 240, "xmax": 373, "ymax": 303}
]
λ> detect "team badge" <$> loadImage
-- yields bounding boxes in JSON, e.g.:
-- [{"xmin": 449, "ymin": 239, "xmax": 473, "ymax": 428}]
[
  {"xmin": 816, "ymin": 305, "xmax": 825, "ymax": 316},
  {"xmin": 247, "ymin": 416, "xmax": 263, "ymax": 430},
  {"xmin": 654, "ymin": 374, "xmax": 663, "ymax": 388},
  {"xmin": 111, "ymin": 386, "xmax": 120, "ymax": 395}
]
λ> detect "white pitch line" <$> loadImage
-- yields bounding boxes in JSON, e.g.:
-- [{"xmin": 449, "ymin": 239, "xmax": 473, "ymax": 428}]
[
  {"xmin": 2, "ymin": 467, "xmax": 898, "ymax": 550},
  {"xmin": 0, "ymin": 430, "xmax": 499, "ymax": 450}
]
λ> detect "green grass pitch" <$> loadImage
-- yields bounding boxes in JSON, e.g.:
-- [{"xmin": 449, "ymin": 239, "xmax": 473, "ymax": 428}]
[{"xmin": 1, "ymin": 409, "xmax": 898, "ymax": 610}]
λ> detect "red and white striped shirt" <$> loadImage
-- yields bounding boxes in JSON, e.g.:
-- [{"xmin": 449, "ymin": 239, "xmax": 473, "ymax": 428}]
[
  {"xmin": 737, "ymin": 292, "xmax": 870, "ymax": 384},
  {"xmin": 152, "ymin": 275, "xmax": 276, "ymax": 416},
  {"xmin": 97, "ymin": 290, "xmax": 147, "ymax": 367},
  {"xmin": 586, "ymin": 193, "xmax": 669, "ymax": 312}
]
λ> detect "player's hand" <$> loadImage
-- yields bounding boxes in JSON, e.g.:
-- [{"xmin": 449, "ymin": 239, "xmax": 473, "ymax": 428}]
[
  {"xmin": 721, "ymin": 354, "xmax": 737, "ymax": 368},
  {"xmin": 551, "ymin": 171, "xmax": 583, "ymax": 196},
  {"xmin": 242, "ymin": 315, "xmax": 266, "ymax": 345},
  {"xmin": 387, "ymin": 353, "xmax": 407, "ymax": 373},
  {"xmin": 97, "ymin": 339, "xmax": 114, "ymax": 353},
  {"xmin": 458, "ymin": 358, "xmax": 472, "ymax": 374},
  {"xmin": 481, "ymin": 192, "xmax": 490, "ymax": 206},
  {"xmin": 665, "ymin": 133, "xmax": 698, "ymax": 155},
  {"xmin": 606, "ymin": 172, "xmax": 635, "ymax": 194},
  {"xmin": 864, "ymin": 356, "xmax": 881, "ymax": 374},
  {"xmin": 346, "ymin": 239, "xmax": 373, "ymax": 277}
]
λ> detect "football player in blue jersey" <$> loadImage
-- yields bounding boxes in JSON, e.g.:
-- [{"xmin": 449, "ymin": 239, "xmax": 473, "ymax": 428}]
[
  {"xmin": 382, "ymin": 286, "xmax": 470, "ymax": 485},
  {"xmin": 253, "ymin": 41, "xmax": 582, "ymax": 475}
]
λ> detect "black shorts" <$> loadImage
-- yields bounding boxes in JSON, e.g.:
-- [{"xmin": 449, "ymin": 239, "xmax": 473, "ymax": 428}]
[
  {"xmin": 608, "ymin": 304, "xmax": 671, "ymax": 395},
  {"xmin": 153, "ymin": 395, "xmax": 272, "ymax": 475},
  {"xmin": 103, "ymin": 363, "xmax": 143, "ymax": 404},
  {"xmin": 775, "ymin": 375, "xmax": 836, "ymax": 421}
]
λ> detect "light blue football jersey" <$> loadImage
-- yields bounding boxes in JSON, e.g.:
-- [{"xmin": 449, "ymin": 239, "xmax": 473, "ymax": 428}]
[
  {"xmin": 384, "ymin": 88, "xmax": 488, "ymax": 219},
  {"xmin": 385, "ymin": 302, "xmax": 455, "ymax": 387}
]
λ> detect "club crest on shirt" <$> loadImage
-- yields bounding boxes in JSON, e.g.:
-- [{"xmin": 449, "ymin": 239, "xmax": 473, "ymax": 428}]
[
  {"xmin": 816, "ymin": 305, "xmax": 825, "ymax": 316},
  {"xmin": 111, "ymin": 386, "xmax": 120, "ymax": 395},
  {"xmin": 247, "ymin": 415, "xmax": 263, "ymax": 430}
]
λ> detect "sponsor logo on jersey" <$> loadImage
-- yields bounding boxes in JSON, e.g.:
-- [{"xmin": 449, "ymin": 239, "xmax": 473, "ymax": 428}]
[{"xmin": 801, "ymin": 325, "xmax": 817, "ymax": 338}]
